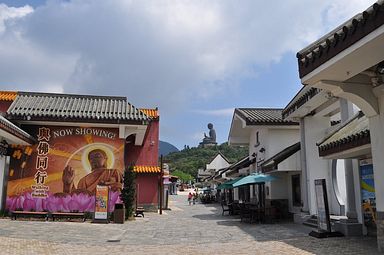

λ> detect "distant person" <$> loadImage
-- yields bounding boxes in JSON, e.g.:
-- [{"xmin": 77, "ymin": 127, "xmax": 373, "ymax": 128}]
[
  {"xmin": 193, "ymin": 192, "xmax": 198, "ymax": 205},
  {"xmin": 188, "ymin": 192, "xmax": 193, "ymax": 205}
]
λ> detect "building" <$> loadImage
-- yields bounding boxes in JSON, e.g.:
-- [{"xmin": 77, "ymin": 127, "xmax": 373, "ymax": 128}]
[
  {"xmin": 227, "ymin": 108, "xmax": 301, "ymax": 215},
  {"xmin": 1, "ymin": 91, "xmax": 160, "ymax": 213},
  {"xmin": 197, "ymin": 152, "xmax": 230, "ymax": 185},
  {"xmin": 292, "ymin": 0, "xmax": 384, "ymax": 250}
]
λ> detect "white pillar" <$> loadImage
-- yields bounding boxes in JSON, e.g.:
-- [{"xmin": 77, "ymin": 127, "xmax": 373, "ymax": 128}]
[
  {"xmin": 340, "ymin": 99, "xmax": 358, "ymax": 219},
  {"xmin": 299, "ymin": 118, "xmax": 309, "ymax": 212},
  {"xmin": 368, "ymin": 93, "xmax": 384, "ymax": 251},
  {"xmin": 304, "ymin": 116, "xmax": 331, "ymax": 215}
]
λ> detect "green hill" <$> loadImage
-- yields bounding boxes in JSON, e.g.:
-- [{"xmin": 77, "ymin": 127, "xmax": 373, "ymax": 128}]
[{"xmin": 164, "ymin": 142, "xmax": 248, "ymax": 178}]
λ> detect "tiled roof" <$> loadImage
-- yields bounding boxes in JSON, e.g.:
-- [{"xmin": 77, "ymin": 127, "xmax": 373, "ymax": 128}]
[
  {"xmin": 140, "ymin": 108, "xmax": 159, "ymax": 119},
  {"xmin": 6, "ymin": 91, "xmax": 149, "ymax": 124},
  {"xmin": 261, "ymin": 142, "xmax": 300, "ymax": 172},
  {"xmin": 134, "ymin": 166, "xmax": 160, "ymax": 173},
  {"xmin": 297, "ymin": 1, "xmax": 384, "ymax": 78},
  {"xmin": 317, "ymin": 111, "xmax": 370, "ymax": 157},
  {"xmin": 282, "ymin": 87, "xmax": 322, "ymax": 119},
  {"xmin": 236, "ymin": 108, "xmax": 298, "ymax": 126},
  {"xmin": 0, "ymin": 115, "xmax": 35, "ymax": 144},
  {"xmin": 0, "ymin": 91, "xmax": 17, "ymax": 101}
]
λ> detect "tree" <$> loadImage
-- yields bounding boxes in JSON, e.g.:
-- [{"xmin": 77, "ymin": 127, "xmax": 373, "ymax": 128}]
[
  {"xmin": 164, "ymin": 142, "xmax": 248, "ymax": 177},
  {"xmin": 120, "ymin": 165, "xmax": 136, "ymax": 220}
]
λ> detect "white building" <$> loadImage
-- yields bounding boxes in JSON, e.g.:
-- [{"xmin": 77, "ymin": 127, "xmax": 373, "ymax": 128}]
[
  {"xmin": 288, "ymin": 1, "xmax": 384, "ymax": 249},
  {"xmin": 283, "ymin": 87, "xmax": 365, "ymax": 236},
  {"xmin": 228, "ymin": 108, "xmax": 301, "ymax": 215}
]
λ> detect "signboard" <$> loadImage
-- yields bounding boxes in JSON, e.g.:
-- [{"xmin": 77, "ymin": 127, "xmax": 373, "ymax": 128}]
[
  {"xmin": 94, "ymin": 185, "xmax": 109, "ymax": 220},
  {"xmin": 6, "ymin": 125, "xmax": 124, "ymax": 213},
  {"xmin": 314, "ymin": 179, "xmax": 331, "ymax": 232},
  {"xmin": 360, "ymin": 160, "xmax": 376, "ymax": 226}
]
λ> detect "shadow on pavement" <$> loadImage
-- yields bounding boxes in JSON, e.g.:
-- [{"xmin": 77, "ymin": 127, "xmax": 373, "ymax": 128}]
[{"xmin": 194, "ymin": 202, "xmax": 380, "ymax": 255}]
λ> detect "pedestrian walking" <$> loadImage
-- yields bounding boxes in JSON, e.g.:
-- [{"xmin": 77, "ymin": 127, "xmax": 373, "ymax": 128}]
[
  {"xmin": 193, "ymin": 192, "xmax": 198, "ymax": 205},
  {"xmin": 188, "ymin": 192, "xmax": 193, "ymax": 205}
]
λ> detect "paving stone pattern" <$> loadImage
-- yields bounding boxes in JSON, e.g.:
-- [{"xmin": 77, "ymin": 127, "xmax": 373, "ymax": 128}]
[{"xmin": 0, "ymin": 191, "xmax": 379, "ymax": 254}]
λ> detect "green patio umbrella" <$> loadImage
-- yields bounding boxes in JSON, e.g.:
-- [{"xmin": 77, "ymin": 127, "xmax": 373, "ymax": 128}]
[
  {"xmin": 216, "ymin": 177, "xmax": 244, "ymax": 190},
  {"xmin": 232, "ymin": 173, "xmax": 276, "ymax": 187}
]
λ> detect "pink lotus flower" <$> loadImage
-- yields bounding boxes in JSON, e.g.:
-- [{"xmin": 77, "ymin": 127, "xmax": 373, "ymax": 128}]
[
  {"xmin": 68, "ymin": 193, "xmax": 95, "ymax": 212},
  {"xmin": 6, "ymin": 191, "xmax": 121, "ymax": 213}
]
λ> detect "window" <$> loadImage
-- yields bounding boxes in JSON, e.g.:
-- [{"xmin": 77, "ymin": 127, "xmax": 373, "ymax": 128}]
[{"xmin": 255, "ymin": 131, "xmax": 260, "ymax": 147}]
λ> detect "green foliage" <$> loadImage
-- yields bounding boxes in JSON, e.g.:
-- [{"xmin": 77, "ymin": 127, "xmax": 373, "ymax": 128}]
[
  {"xmin": 171, "ymin": 170, "xmax": 194, "ymax": 182},
  {"xmin": 164, "ymin": 142, "xmax": 248, "ymax": 178},
  {"xmin": 120, "ymin": 165, "xmax": 136, "ymax": 220}
]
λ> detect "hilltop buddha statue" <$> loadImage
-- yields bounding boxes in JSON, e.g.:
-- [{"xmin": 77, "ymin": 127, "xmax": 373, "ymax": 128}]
[{"xmin": 200, "ymin": 123, "xmax": 217, "ymax": 147}]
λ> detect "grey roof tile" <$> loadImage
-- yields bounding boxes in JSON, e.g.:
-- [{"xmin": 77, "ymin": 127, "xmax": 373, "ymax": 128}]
[
  {"xmin": 6, "ymin": 92, "xmax": 149, "ymax": 124},
  {"xmin": 297, "ymin": 0, "xmax": 384, "ymax": 78},
  {"xmin": 317, "ymin": 111, "xmax": 370, "ymax": 157},
  {"xmin": 236, "ymin": 108, "xmax": 298, "ymax": 125}
]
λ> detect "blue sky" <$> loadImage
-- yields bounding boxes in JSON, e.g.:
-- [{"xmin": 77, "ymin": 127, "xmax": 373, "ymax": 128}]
[{"xmin": 0, "ymin": 0, "xmax": 376, "ymax": 149}]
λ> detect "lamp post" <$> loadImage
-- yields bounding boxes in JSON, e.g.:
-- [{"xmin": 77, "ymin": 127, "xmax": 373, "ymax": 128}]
[{"xmin": 159, "ymin": 155, "xmax": 164, "ymax": 215}]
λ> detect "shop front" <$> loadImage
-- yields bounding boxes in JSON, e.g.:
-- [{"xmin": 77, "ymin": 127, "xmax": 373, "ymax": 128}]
[{"xmin": 1, "ymin": 91, "xmax": 160, "ymax": 214}]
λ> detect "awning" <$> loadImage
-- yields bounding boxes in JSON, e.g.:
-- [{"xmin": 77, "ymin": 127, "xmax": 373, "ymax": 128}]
[
  {"xmin": 261, "ymin": 142, "xmax": 300, "ymax": 172},
  {"xmin": 216, "ymin": 177, "xmax": 243, "ymax": 190},
  {"xmin": 0, "ymin": 115, "xmax": 35, "ymax": 145},
  {"xmin": 317, "ymin": 111, "xmax": 370, "ymax": 158},
  {"xmin": 232, "ymin": 173, "xmax": 277, "ymax": 187},
  {"xmin": 225, "ymin": 156, "xmax": 255, "ymax": 177}
]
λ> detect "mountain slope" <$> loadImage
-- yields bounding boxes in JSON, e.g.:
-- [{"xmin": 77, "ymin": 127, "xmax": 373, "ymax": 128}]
[
  {"xmin": 164, "ymin": 142, "xmax": 248, "ymax": 177},
  {"xmin": 159, "ymin": 141, "xmax": 179, "ymax": 156}
]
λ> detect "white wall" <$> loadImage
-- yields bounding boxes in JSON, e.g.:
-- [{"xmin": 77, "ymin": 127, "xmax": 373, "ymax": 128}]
[
  {"xmin": 206, "ymin": 155, "xmax": 230, "ymax": 171},
  {"xmin": 278, "ymin": 151, "xmax": 301, "ymax": 171},
  {"xmin": 249, "ymin": 127, "xmax": 268, "ymax": 171},
  {"xmin": 234, "ymin": 188, "xmax": 239, "ymax": 201},
  {"xmin": 304, "ymin": 116, "xmax": 334, "ymax": 215},
  {"xmin": 267, "ymin": 129, "xmax": 300, "ymax": 159}
]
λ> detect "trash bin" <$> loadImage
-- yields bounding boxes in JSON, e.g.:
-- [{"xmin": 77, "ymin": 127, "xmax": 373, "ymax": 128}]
[{"xmin": 114, "ymin": 203, "xmax": 125, "ymax": 224}]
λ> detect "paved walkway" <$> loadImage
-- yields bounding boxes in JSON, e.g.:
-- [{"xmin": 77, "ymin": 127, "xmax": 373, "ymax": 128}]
[{"xmin": 0, "ymin": 190, "xmax": 380, "ymax": 254}]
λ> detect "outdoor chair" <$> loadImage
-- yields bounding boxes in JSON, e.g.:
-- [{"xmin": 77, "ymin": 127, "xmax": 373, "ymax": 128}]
[
  {"xmin": 239, "ymin": 203, "xmax": 252, "ymax": 223},
  {"xmin": 221, "ymin": 201, "xmax": 231, "ymax": 216},
  {"xmin": 231, "ymin": 202, "xmax": 241, "ymax": 215}
]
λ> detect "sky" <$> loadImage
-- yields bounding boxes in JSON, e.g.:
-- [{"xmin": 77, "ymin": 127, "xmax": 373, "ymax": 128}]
[{"xmin": 0, "ymin": 0, "xmax": 377, "ymax": 150}]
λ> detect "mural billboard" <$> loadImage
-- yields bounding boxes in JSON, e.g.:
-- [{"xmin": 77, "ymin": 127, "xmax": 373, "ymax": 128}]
[
  {"xmin": 360, "ymin": 160, "xmax": 376, "ymax": 226},
  {"xmin": 6, "ymin": 125, "xmax": 124, "ymax": 213}
]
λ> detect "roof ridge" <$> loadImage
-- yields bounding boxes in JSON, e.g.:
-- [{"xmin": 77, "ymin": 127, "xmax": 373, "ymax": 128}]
[
  {"xmin": 18, "ymin": 91, "xmax": 127, "ymax": 101},
  {"xmin": 237, "ymin": 107, "xmax": 284, "ymax": 111}
]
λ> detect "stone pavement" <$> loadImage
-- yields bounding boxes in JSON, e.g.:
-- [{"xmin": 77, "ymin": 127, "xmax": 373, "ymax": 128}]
[{"xmin": 0, "ymin": 190, "xmax": 380, "ymax": 254}]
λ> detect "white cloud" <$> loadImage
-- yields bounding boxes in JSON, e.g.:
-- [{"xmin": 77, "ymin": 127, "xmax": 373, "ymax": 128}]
[
  {"xmin": 0, "ymin": 0, "xmax": 377, "ymax": 110},
  {"xmin": 0, "ymin": 4, "xmax": 33, "ymax": 33}
]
